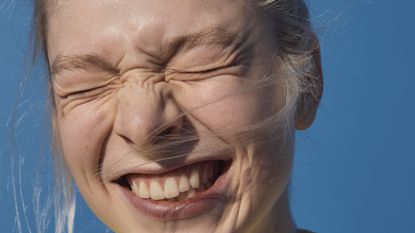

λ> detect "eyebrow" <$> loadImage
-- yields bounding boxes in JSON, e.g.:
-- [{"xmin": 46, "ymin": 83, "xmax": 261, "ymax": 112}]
[
  {"xmin": 51, "ymin": 54, "xmax": 120, "ymax": 76},
  {"xmin": 162, "ymin": 26, "xmax": 242, "ymax": 57},
  {"xmin": 51, "ymin": 26, "xmax": 243, "ymax": 76}
]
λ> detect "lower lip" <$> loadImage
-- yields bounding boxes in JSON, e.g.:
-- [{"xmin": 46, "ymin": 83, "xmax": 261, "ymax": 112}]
[{"xmin": 116, "ymin": 162, "xmax": 231, "ymax": 220}]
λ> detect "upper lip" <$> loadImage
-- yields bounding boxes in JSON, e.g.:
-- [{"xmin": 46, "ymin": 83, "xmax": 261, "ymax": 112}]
[{"xmin": 110, "ymin": 153, "xmax": 232, "ymax": 182}]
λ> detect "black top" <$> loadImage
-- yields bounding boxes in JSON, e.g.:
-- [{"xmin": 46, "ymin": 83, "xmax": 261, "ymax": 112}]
[{"xmin": 298, "ymin": 229, "xmax": 315, "ymax": 233}]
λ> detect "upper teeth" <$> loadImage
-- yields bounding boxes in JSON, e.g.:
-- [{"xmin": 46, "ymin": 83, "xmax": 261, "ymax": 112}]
[
  {"xmin": 179, "ymin": 174, "xmax": 190, "ymax": 192},
  {"xmin": 164, "ymin": 177, "xmax": 179, "ymax": 199},
  {"xmin": 129, "ymin": 169, "xmax": 205, "ymax": 201},
  {"xmin": 189, "ymin": 169, "xmax": 200, "ymax": 189},
  {"xmin": 138, "ymin": 181, "xmax": 150, "ymax": 199}
]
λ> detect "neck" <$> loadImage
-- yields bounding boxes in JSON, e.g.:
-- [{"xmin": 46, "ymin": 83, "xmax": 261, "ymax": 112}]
[{"xmin": 249, "ymin": 189, "xmax": 297, "ymax": 233}]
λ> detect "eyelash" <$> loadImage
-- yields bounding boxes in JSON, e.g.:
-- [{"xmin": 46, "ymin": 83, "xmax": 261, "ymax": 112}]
[
  {"xmin": 166, "ymin": 64, "xmax": 242, "ymax": 81},
  {"xmin": 61, "ymin": 85, "xmax": 108, "ymax": 99}
]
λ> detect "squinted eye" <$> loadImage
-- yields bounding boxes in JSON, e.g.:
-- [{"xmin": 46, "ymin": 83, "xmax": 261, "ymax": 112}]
[
  {"xmin": 165, "ymin": 64, "xmax": 244, "ymax": 82},
  {"xmin": 62, "ymin": 85, "xmax": 104, "ymax": 99}
]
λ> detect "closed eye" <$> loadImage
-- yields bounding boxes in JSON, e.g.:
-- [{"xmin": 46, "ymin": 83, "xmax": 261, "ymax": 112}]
[
  {"xmin": 165, "ymin": 63, "xmax": 245, "ymax": 82},
  {"xmin": 166, "ymin": 64, "xmax": 232, "ymax": 74},
  {"xmin": 59, "ymin": 84, "xmax": 109, "ymax": 99}
]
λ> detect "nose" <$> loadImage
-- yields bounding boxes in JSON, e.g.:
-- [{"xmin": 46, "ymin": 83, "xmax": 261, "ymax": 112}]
[{"xmin": 113, "ymin": 83, "xmax": 184, "ymax": 150}]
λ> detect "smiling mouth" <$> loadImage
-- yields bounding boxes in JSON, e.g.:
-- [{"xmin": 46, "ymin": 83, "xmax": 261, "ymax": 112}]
[{"xmin": 116, "ymin": 160, "xmax": 231, "ymax": 205}]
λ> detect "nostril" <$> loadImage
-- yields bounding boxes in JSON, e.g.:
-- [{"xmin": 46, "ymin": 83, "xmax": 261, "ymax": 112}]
[
  {"xmin": 151, "ymin": 125, "xmax": 179, "ymax": 145},
  {"xmin": 159, "ymin": 126, "xmax": 176, "ymax": 136}
]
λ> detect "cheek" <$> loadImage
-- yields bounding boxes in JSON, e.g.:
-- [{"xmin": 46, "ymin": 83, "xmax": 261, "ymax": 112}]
[
  {"xmin": 57, "ymin": 102, "xmax": 115, "ymax": 185},
  {"xmin": 198, "ymin": 94, "xmax": 261, "ymax": 129},
  {"xmin": 172, "ymin": 76, "xmax": 280, "ymax": 137}
]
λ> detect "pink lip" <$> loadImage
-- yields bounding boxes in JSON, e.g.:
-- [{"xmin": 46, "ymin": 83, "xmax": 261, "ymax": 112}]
[{"xmin": 116, "ymin": 161, "xmax": 232, "ymax": 220}]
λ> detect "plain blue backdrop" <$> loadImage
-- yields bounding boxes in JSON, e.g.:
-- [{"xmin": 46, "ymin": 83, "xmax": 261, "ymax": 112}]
[{"xmin": 1, "ymin": 0, "xmax": 414, "ymax": 232}]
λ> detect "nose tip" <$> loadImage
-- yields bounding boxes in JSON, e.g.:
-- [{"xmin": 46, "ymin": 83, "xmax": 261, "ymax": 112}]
[{"xmin": 114, "ymin": 89, "xmax": 185, "ymax": 149}]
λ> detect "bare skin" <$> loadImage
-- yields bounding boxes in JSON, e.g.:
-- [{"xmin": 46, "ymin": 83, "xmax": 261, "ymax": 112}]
[{"xmin": 47, "ymin": 0, "xmax": 318, "ymax": 232}]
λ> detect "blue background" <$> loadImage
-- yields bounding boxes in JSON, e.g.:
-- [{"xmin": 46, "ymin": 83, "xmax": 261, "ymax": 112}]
[{"xmin": 1, "ymin": 0, "xmax": 414, "ymax": 232}]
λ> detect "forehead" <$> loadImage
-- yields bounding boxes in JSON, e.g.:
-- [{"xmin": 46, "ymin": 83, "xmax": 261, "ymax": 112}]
[{"xmin": 47, "ymin": 0, "xmax": 264, "ymax": 64}]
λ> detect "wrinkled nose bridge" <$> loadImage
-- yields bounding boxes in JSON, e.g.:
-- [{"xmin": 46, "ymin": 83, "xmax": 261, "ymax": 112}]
[{"xmin": 114, "ymin": 76, "xmax": 183, "ymax": 147}]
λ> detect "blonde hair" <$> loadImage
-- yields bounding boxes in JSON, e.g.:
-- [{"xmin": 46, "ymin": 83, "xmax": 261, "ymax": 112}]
[{"xmin": 25, "ymin": 0, "xmax": 323, "ymax": 232}]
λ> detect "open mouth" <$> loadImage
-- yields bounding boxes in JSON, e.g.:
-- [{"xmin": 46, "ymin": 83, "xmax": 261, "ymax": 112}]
[{"xmin": 115, "ymin": 160, "xmax": 232, "ymax": 203}]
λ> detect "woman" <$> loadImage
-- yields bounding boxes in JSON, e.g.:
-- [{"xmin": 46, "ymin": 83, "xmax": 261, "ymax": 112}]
[{"xmin": 32, "ymin": 0, "xmax": 323, "ymax": 232}]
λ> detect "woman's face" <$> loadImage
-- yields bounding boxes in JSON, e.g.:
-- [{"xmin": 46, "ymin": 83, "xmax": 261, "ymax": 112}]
[{"xmin": 47, "ymin": 0, "xmax": 295, "ymax": 232}]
